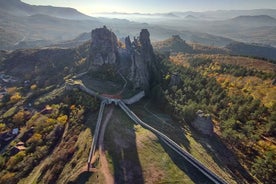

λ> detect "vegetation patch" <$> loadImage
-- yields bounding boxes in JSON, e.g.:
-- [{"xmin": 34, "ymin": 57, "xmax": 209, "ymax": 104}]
[{"xmin": 152, "ymin": 53, "xmax": 276, "ymax": 183}]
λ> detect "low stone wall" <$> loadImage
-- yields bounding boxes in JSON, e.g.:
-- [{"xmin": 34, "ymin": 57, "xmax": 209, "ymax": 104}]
[{"xmin": 123, "ymin": 91, "xmax": 145, "ymax": 105}]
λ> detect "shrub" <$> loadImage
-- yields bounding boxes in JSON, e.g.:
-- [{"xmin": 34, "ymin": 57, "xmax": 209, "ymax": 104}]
[{"xmin": 10, "ymin": 92, "xmax": 22, "ymax": 103}]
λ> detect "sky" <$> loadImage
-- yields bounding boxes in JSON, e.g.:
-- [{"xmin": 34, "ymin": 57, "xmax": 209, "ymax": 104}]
[{"xmin": 22, "ymin": 0, "xmax": 276, "ymax": 15}]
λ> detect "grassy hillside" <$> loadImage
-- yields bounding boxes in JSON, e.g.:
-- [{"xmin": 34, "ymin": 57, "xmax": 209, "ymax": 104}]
[{"xmin": 155, "ymin": 52, "xmax": 276, "ymax": 183}]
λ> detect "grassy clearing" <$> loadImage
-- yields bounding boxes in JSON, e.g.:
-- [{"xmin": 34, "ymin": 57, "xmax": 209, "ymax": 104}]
[
  {"xmin": 57, "ymin": 128, "xmax": 92, "ymax": 183},
  {"xmin": 104, "ymin": 107, "xmax": 211, "ymax": 183},
  {"xmin": 131, "ymin": 100, "xmax": 238, "ymax": 183}
]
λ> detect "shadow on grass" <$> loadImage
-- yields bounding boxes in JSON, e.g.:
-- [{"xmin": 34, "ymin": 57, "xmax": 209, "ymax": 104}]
[
  {"xmin": 144, "ymin": 99, "xmax": 255, "ymax": 183},
  {"xmin": 68, "ymin": 171, "xmax": 93, "ymax": 184},
  {"xmin": 104, "ymin": 108, "xmax": 144, "ymax": 184},
  {"xmin": 131, "ymin": 100, "xmax": 192, "ymax": 152},
  {"xmin": 159, "ymin": 137, "xmax": 215, "ymax": 184},
  {"xmin": 192, "ymin": 131, "xmax": 256, "ymax": 183}
]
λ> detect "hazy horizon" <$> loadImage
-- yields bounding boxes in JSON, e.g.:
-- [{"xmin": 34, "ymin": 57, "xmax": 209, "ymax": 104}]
[{"xmin": 21, "ymin": 0, "xmax": 276, "ymax": 15}]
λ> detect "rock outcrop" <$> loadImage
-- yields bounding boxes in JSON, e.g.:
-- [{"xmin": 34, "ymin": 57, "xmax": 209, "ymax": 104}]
[
  {"xmin": 125, "ymin": 36, "xmax": 132, "ymax": 52},
  {"xmin": 88, "ymin": 26, "xmax": 118, "ymax": 66},
  {"xmin": 191, "ymin": 110, "xmax": 214, "ymax": 135},
  {"xmin": 127, "ymin": 29, "xmax": 156, "ymax": 90},
  {"xmin": 87, "ymin": 27, "xmax": 156, "ymax": 91}
]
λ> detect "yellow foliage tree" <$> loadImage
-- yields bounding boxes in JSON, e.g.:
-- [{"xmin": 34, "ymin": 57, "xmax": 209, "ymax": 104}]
[
  {"xmin": 10, "ymin": 92, "xmax": 21, "ymax": 103},
  {"xmin": 57, "ymin": 115, "xmax": 68, "ymax": 125},
  {"xmin": 0, "ymin": 123, "xmax": 6, "ymax": 131},
  {"xmin": 12, "ymin": 111, "xmax": 25, "ymax": 126},
  {"xmin": 27, "ymin": 133, "xmax": 42, "ymax": 145},
  {"xmin": 30, "ymin": 84, "xmax": 37, "ymax": 90}
]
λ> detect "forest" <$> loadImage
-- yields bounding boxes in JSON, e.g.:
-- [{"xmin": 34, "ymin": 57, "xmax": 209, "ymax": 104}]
[{"xmin": 151, "ymin": 53, "xmax": 276, "ymax": 183}]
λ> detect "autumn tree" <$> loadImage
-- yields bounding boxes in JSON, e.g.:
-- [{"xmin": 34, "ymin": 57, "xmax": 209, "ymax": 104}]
[
  {"xmin": 0, "ymin": 123, "xmax": 6, "ymax": 131},
  {"xmin": 10, "ymin": 92, "xmax": 22, "ymax": 103},
  {"xmin": 27, "ymin": 133, "xmax": 42, "ymax": 146},
  {"xmin": 12, "ymin": 110, "xmax": 25, "ymax": 127},
  {"xmin": 7, "ymin": 151, "xmax": 26, "ymax": 170}
]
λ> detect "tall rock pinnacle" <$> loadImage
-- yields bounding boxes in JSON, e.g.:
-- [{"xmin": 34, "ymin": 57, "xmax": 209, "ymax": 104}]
[
  {"xmin": 128, "ymin": 29, "xmax": 156, "ymax": 91},
  {"xmin": 88, "ymin": 26, "xmax": 118, "ymax": 66}
]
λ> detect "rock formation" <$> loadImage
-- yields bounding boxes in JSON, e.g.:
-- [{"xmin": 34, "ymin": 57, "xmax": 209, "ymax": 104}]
[
  {"xmin": 88, "ymin": 26, "xmax": 118, "ymax": 66},
  {"xmin": 87, "ymin": 27, "xmax": 156, "ymax": 91},
  {"xmin": 191, "ymin": 110, "xmax": 214, "ymax": 135},
  {"xmin": 127, "ymin": 29, "xmax": 156, "ymax": 90},
  {"xmin": 125, "ymin": 36, "xmax": 132, "ymax": 52}
]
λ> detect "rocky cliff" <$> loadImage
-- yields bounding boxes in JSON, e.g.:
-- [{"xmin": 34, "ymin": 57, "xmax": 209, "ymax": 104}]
[
  {"xmin": 88, "ymin": 26, "xmax": 119, "ymax": 66},
  {"xmin": 87, "ymin": 27, "xmax": 156, "ymax": 91},
  {"xmin": 127, "ymin": 29, "xmax": 156, "ymax": 90}
]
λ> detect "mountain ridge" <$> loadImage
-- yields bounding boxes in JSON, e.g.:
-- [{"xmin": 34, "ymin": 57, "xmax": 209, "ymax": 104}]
[
  {"xmin": 229, "ymin": 15, "xmax": 276, "ymax": 25},
  {"xmin": 0, "ymin": 0, "xmax": 92, "ymax": 20}
]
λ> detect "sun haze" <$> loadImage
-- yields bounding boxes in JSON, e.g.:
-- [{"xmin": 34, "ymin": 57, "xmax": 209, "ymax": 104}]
[{"xmin": 22, "ymin": 0, "xmax": 276, "ymax": 15}]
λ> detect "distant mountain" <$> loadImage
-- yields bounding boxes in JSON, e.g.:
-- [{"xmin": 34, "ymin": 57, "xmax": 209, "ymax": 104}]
[
  {"xmin": 185, "ymin": 15, "xmax": 198, "ymax": 20},
  {"xmin": 153, "ymin": 35, "xmax": 276, "ymax": 60},
  {"xmin": 172, "ymin": 9, "xmax": 276, "ymax": 20},
  {"xmin": 0, "ymin": 0, "xmax": 92, "ymax": 20},
  {"xmin": 153, "ymin": 35, "xmax": 193, "ymax": 53},
  {"xmin": 100, "ymin": 9, "xmax": 276, "ymax": 21},
  {"xmin": 226, "ymin": 42, "xmax": 276, "ymax": 60},
  {"xmin": 50, "ymin": 32, "xmax": 91, "ymax": 48},
  {"xmin": 229, "ymin": 15, "xmax": 276, "ymax": 26},
  {"xmin": 153, "ymin": 35, "xmax": 230, "ymax": 55},
  {"xmin": 0, "ymin": 0, "xmax": 248, "ymax": 50},
  {"xmin": 154, "ymin": 12, "xmax": 276, "ymax": 47},
  {"xmin": 0, "ymin": 0, "xmax": 104, "ymax": 49}
]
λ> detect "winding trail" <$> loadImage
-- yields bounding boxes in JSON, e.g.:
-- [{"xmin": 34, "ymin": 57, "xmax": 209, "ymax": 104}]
[
  {"xmin": 116, "ymin": 71, "xmax": 128, "ymax": 96},
  {"xmin": 98, "ymin": 106, "xmax": 115, "ymax": 184},
  {"xmin": 66, "ymin": 75, "xmax": 226, "ymax": 183},
  {"xmin": 118, "ymin": 101, "xmax": 226, "ymax": 184}
]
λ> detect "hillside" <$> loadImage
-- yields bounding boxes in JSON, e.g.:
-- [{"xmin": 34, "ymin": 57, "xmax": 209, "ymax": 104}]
[
  {"xmin": 0, "ymin": 0, "xmax": 92, "ymax": 20},
  {"xmin": 1, "ymin": 27, "xmax": 267, "ymax": 183},
  {"xmin": 147, "ymin": 35, "xmax": 276, "ymax": 183},
  {"xmin": 153, "ymin": 36, "xmax": 276, "ymax": 62},
  {"xmin": 150, "ymin": 10, "xmax": 276, "ymax": 47},
  {"xmin": 153, "ymin": 35, "xmax": 193, "ymax": 53},
  {"xmin": 229, "ymin": 15, "xmax": 276, "ymax": 26},
  {"xmin": 0, "ymin": 0, "xmax": 240, "ymax": 50},
  {"xmin": 226, "ymin": 42, "xmax": 276, "ymax": 61},
  {"xmin": 160, "ymin": 53, "xmax": 276, "ymax": 183}
]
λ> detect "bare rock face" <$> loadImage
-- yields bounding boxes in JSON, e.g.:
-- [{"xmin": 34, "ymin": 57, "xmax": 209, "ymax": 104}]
[
  {"xmin": 88, "ymin": 26, "xmax": 118, "ymax": 66},
  {"xmin": 191, "ymin": 110, "xmax": 214, "ymax": 135},
  {"xmin": 87, "ymin": 27, "xmax": 156, "ymax": 91},
  {"xmin": 169, "ymin": 73, "xmax": 181, "ymax": 86},
  {"xmin": 125, "ymin": 36, "xmax": 132, "ymax": 52},
  {"xmin": 127, "ymin": 29, "xmax": 156, "ymax": 90}
]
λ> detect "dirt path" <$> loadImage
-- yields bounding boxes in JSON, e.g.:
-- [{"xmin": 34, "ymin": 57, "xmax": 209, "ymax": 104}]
[{"xmin": 98, "ymin": 106, "xmax": 115, "ymax": 184}]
